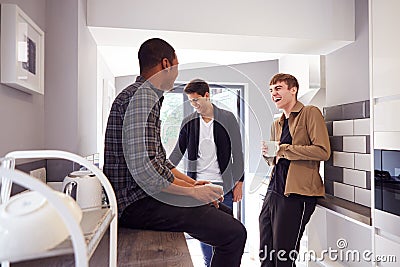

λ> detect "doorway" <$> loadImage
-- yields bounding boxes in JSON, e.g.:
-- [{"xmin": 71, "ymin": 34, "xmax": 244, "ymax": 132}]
[{"xmin": 160, "ymin": 82, "xmax": 246, "ymax": 221}]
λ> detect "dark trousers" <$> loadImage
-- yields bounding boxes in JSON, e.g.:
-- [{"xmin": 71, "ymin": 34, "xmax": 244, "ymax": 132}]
[
  {"xmin": 200, "ymin": 191, "xmax": 234, "ymax": 267},
  {"xmin": 119, "ymin": 194, "xmax": 247, "ymax": 267},
  {"xmin": 259, "ymin": 191, "xmax": 316, "ymax": 267}
]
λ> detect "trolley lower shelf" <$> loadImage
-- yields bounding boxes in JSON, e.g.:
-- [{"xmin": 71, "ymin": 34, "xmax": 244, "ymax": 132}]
[{"xmin": 9, "ymin": 208, "xmax": 113, "ymax": 264}]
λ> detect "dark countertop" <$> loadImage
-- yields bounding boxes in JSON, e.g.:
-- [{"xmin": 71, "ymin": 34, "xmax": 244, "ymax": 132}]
[
  {"xmin": 317, "ymin": 194, "xmax": 371, "ymax": 225},
  {"xmin": 251, "ymin": 173, "xmax": 371, "ymax": 225}
]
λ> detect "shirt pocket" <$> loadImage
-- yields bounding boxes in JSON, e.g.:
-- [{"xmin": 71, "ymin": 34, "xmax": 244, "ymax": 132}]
[{"xmin": 293, "ymin": 125, "xmax": 311, "ymax": 145}]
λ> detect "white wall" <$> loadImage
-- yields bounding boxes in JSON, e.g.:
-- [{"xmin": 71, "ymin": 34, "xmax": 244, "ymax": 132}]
[
  {"xmin": 45, "ymin": 0, "xmax": 100, "ymax": 156},
  {"xmin": 0, "ymin": 0, "xmax": 102, "ymax": 157},
  {"xmin": 96, "ymin": 53, "xmax": 115, "ymax": 166},
  {"xmin": 278, "ymin": 55, "xmax": 326, "ymax": 110},
  {"xmin": 0, "ymin": 0, "xmax": 45, "ymax": 29},
  {"xmin": 114, "ymin": 75, "xmax": 135, "ymax": 95},
  {"xmin": 44, "ymin": 0, "xmax": 79, "ymax": 152},
  {"xmin": 279, "ymin": 55, "xmax": 311, "ymax": 91},
  {"xmin": 0, "ymin": 0, "xmax": 46, "ymax": 156},
  {"xmin": 77, "ymin": 0, "xmax": 98, "ymax": 156}
]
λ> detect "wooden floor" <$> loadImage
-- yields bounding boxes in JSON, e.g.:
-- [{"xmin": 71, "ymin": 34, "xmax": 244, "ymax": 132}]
[{"xmin": 118, "ymin": 228, "xmax": 194, "ymax": 267}]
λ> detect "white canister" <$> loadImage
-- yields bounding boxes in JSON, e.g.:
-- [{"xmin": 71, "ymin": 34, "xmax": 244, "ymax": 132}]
[{"xmin": 62, "ymin": 170, "xmax": 102, "ymax": 209}]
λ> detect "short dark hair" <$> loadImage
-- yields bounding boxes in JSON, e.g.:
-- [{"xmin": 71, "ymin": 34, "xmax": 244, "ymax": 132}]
[
  {"xmin": 269, "ymin": 73, "xmax": 299, "ymax": 98},
  {"xmin": 138, "ymin": 38, "xmax": 175, "ymax": 73},
  {"xmin": 183, "ymin": 79, "xmax": 210, "ymax": 96}
]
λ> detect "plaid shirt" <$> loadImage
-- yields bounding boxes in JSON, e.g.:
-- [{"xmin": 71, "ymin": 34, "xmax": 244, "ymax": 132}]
[{"xmin": 104, "ymin": 76, "xmax": 175, "ymax": 218}]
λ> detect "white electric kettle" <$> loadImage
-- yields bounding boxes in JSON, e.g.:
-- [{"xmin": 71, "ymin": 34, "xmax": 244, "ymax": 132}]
[{"xmin": 62, "ymin": 170, "xmax": 102, "ymax": 209}]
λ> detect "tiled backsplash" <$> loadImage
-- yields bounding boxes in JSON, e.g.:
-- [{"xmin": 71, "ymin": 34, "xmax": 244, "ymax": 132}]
[{"xmin": 324, "ymin": 100, "xmax": 371, "ymax": 207}]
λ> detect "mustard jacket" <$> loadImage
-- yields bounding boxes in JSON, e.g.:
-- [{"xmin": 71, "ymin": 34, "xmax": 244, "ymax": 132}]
[{"xmin": 265, "ymin": 101, "xmax": 331, "ymax": 196}]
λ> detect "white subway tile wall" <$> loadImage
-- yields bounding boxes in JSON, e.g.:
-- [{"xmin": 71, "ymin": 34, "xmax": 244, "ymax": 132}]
[
  {"xmin": 333, "ymin": 120, "xmax": 354, "ymax": 136},
  {"xmin": 343, "ymin": 136, "xmax": 367, "ymax": 153},
  {"xmin": 333, "ymin": 152, "xmax": 355, "ymax": 169},
  {"xmin": 343, "ymin": 168, "xmax": 367, "ymax": 188},
  {"xmin": 334, "ymin": 182, "xmax": 355, "ymax": 202},
  {"xmin": 324, "ymin": 100, "xmax": 371, "ymax": 207},
  {"xmin": 354, "ymin": 153, "xmax": 371, "ymax": 171},
  {"xmin": 353, "ymin": 118, "xmax": 370, "ymax": 135},
  {"xmin": 355, "ymin": 187, "xmax": 371, "ymax": 207}
]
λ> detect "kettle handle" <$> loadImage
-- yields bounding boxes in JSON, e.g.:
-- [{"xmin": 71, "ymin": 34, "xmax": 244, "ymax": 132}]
[{"xmin": 63, "ymin": 181, "xmax": 77, "ymax": 200}]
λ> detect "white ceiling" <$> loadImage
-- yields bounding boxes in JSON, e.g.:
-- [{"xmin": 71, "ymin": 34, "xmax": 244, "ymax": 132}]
[
  {"xmin": 88, "ymin": 1, "xmax": 354, "ymax": 77},
  {"xmin": 97, "ymin": 45, "xmax": 282, "ymax": 77},
  {"xmin": 89, "ymin": 27, "xmax": 349, "ymax": 77},
  {"xmin": 90, "ymin": 27, "xmax": 284, "ymax": 77}
]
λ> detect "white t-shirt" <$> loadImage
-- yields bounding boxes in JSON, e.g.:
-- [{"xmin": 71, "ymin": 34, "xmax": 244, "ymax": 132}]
[{"xmin": 196, "ymin": 117, "xmax": 223, "ymax": 183}]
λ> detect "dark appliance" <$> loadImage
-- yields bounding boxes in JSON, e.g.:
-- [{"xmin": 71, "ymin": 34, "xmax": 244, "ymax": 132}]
[
  {"xmin": 375, "ymin": 149, "xmax": 400, "ymax": 237},
  {"xmin": 375, "ymin": 149, "xmax": 400, "ymax": 216}
]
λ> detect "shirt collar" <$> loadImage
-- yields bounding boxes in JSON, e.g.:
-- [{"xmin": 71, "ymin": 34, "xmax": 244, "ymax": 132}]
[
  {"xmin": 278, "ymin": 101, "xmax": 304, "ymax": 123},
  {"xmin": 291, "ymin": 101, "xmax": 304, "ymax": 113},
  {"xmin": 194, "ymin": 103, "xmax": 219, "ymax": 120}
]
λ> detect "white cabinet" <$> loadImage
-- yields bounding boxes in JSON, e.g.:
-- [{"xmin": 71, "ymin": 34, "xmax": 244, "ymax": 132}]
[
  {"xmin": 374, "ymin": 98, "xmax": 400, "ymax": 149},
  {"xmin": 374, "ymin": 132, "xmax": 400, "ymax": 150},
  {"xmin": 374, "ymin": 207, "xmax": 400, "ymax": 266},
  {"xmin": 374, "ymin": 99, "xmax": 400, "ymax": 132},
  {"xmin": 371, "ymin": 0, "xmax": 400, "ymax": 98},
  {"xmin": 375, "ymin": 235, "xmax": 400, "ymax": 266}
]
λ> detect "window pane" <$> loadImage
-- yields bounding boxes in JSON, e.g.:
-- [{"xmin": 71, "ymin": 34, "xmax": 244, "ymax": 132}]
[
  {"xmin": 210, "ymin": 86, "xmax": 239, "ymax": 120},
  {"xmin": 160, "ymin": 92, "xmax": 184, "ymax": 163}
]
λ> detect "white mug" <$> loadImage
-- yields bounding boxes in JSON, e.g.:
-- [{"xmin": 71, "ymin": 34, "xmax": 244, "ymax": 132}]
[
  {"xmin": 261, "ymin": 141, "xmax": 280, "ymax": 157},
  {"xmin": 204, "ymin": 183, "xmax": 223, "ymax": 194}
]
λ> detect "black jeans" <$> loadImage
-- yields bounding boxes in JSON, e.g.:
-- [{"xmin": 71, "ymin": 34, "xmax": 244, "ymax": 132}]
[
  {"xmin": 119, "ymin": 194, "xmax": 247, "ymax": 267},
  {"xmin": 259, "ymin": 191, "xmax": 316, "ymax": 267}
]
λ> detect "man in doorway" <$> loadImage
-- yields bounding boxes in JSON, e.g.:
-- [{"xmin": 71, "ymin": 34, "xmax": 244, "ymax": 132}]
[
  {"xmin": 259, "ymin": 73, "xmax": 330, "ymax": 266},
  {"xmin": 103, "ymin": 38, "xmax": 246, "ymax": 267},
  {"xmin": 169, "ymin": 79, "xmax": 245, "ymax": 267}
]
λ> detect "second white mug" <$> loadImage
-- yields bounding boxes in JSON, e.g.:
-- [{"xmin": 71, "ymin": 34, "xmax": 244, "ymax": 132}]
[{"xmin": 262, "ymin": 140, "xmax": 280, "ymax": 157}]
